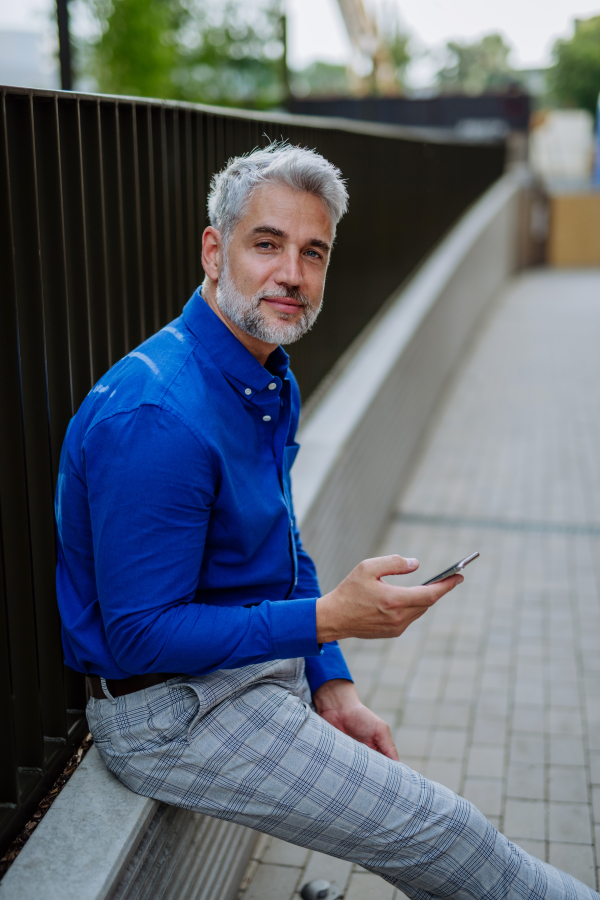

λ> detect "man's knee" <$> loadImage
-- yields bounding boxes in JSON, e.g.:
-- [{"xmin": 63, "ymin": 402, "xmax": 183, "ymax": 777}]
[{"xmin": 360, "ymin": 777, "xmax": 502, "ymax": 886}]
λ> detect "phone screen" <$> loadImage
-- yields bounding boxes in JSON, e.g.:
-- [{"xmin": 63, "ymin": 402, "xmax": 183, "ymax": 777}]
[{"xmin": 421, "ymin": 552, "xmax": 479, "ymax": 585}]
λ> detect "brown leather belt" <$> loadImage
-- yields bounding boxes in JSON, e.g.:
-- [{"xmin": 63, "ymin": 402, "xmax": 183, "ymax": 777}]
[{"xmin": 87, "ymin": 672, "xmax": 184, "ymax": 699}]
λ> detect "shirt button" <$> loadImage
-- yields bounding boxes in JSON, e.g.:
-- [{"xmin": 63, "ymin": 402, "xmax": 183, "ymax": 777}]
[
  {"xmin": 262, "ymin": 415, "xmax": 272, "ymax": 422},
  {"xmin": 268, "ymin": 382, "xmax": 277, "ymax": 390},
  {"xmin": 244, "ymin": 388, "xmax": 252, "ymax": 395}
]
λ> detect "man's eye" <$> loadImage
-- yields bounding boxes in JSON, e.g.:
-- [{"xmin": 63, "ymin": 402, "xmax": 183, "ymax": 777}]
[
  {"xmin": 257, "ymin": 241, "xmax": 273, "ymax": 250},
  {"xmin": 305, "ymin": 250, "xmax": 321, "ymax": 259}
]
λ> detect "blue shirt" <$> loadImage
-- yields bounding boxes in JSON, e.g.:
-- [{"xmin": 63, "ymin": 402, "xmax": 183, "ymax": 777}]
[{"xmin": 55, "ymin": 289, "xmax": 352, "ymax": 694}]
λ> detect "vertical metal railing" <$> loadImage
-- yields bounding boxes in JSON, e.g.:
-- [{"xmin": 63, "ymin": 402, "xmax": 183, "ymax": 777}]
[{"xmin": 0, "ymin": 84, "xmax": 505, "ymax": 855}]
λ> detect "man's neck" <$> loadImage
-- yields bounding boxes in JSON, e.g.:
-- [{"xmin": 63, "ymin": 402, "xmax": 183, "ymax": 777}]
[{"xmin": 201, "ymin": 281, "xmax": 277, "ymax": 367}]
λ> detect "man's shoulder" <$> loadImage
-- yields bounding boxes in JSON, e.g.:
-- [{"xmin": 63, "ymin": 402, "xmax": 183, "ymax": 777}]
[{"xmin": 73, "ymin": 313, "xmax": 215, "ymax": 442}]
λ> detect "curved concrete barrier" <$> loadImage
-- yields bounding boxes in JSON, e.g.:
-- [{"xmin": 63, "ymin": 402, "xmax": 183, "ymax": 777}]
[
  {"xmin": 0, "ymin": 747, "xmax": 258, "ymax": 900},
  {"xmin": 0, "ymin": 171, "xmax": 521, "ymax": 900},
  {"xmin": 295, "ymin": 171, "xmax": 521, "ymax": 591}
]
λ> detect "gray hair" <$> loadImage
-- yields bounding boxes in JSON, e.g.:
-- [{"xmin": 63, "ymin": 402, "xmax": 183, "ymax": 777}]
[{"xmin": 207, "ymin": 141, "xmax": 348, "ymax": 243}]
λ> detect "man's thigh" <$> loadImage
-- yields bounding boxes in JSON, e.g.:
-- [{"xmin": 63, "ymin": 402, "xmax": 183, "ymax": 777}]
[{"xmin": 88, "ymin": 665, "xmax": 597, "ymax": 900}]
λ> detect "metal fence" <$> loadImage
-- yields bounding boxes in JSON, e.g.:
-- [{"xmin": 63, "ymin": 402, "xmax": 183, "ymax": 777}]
[
  {"xmin": 0, "ymin": 83, "xmax": 505, "ymax": 855},
  {"xmin": 288, "ymin": 93, "xmax": 531, "ymax": 133}
]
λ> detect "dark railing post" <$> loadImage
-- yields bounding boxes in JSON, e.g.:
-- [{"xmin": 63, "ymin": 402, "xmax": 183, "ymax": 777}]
[{"xmin": 56, "ymin": 0, "xmax": 72, "ymax": 91}]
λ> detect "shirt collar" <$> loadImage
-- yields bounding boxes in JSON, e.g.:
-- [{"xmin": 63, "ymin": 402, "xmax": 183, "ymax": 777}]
[{"xmin": 183, "ymin": 288, "xmax": 290, "ymax": 392}]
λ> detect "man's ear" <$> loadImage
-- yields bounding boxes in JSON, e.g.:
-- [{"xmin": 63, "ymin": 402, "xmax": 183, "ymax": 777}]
[{"xmin": 201, "ymin": 226, "xmax": 223, "ymax": 283}]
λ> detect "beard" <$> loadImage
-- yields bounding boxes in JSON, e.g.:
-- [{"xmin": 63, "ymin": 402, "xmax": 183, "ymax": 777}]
[{"xmin": 215, "ymin": 262, "xmax": 323, "ymax": 346}]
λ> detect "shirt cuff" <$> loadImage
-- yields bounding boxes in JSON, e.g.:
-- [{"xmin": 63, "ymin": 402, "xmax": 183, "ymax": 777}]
[
  {"xmin": 304, "ymin": 642, "xmax": 353, "ymax": 694},
  {"xmin": 269, "ymin": 597, "xmax": 321, "ymax": 659}
]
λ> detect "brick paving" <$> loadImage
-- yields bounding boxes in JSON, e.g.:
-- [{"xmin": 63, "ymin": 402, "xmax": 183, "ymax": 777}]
[{"xmin": 239, "ymin": 269, "xmax": 600, "ymax": 899}]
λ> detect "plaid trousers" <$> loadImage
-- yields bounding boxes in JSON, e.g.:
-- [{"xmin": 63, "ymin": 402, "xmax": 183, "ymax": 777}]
[{"xmin": 87, "ymin": 658, "xmax": 599, "ymax": 900}]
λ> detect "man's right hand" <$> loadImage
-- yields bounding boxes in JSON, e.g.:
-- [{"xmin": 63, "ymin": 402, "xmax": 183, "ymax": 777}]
[{"xmin": 316, "ymin": 555, "xmax": 463, "ymax": 643}]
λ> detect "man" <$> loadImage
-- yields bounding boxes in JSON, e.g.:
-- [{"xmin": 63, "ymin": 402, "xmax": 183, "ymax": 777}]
[{"xmin": 56, "ymin": 143, "xmax": 598, "ymax": 899}]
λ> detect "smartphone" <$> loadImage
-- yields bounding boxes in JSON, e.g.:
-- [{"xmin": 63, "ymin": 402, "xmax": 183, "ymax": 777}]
[{"xmin": 421, "ymin": 552, "xmax": 479, "ymax": 585}]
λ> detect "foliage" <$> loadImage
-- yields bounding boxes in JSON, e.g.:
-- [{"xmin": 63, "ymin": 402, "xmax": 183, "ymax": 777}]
[
  {"xmin": 385, "ymin": 28, "xmax": 410, "ymax": 82},
  {"xmin": 84, "ymin": 0, "xmax": 287, "ymax": 106},
  {"xmin": 288, "ymin": 9, "xmax": 411, "ymax": 101},
  {"xmin": 377, "ymin": 4, "xmax": 410, "ymax": 92},
  {"xmin": 549, "ymin": 15, "xmax": 600, "ymax": 115},
  {"xmin": 290, "ymin": 62, "xmax": 351, "ymax": 98},
  {"xmin": 174, "ymin": 0, "xmax": 286, "ymax": 107},
  {"xmin": 86, "ymin": 0, "xmax": 182, "ymax": 97},
  {"xmin": 82, "ymin": 0, "xmax": 414, "ymax": 105},
  {"xmin": 437, "ymin": 33, "xmax": 515, "ymax": 95}
]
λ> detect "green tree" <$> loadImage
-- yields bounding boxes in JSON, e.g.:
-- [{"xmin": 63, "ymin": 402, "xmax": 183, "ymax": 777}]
[
  {"xmin": 289, "ymin": 2, "xmax": 411, "ymax": 100},
  {"xmin": 290, "ymin": 62, "xmax": 351, "ymax": 98},
  {"xmin": 378, "ymin": 5, "xmax": 410, "ymax": 92},
  {"xmin": 87, "ymin": 0, "xmax": 183, "ymax": 97},
  {"xmin": 174, "ymin": 0, "xmax": 286, "ymax": 107},
  {"xmin": 437, "ymin": 33, "xmax": 515, "ymax": 95},
  {"xmin": 550, "ymin": 15, "xmax": 600, "ymax": 115},
  {"xmin": 84, "ymin": 0, "xmax": 287, "ymax": 106}
]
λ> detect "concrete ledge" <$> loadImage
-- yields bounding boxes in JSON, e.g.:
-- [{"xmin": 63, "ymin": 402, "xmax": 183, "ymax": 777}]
[
  {"xmin": 0, "ymin": 748, "xmax": 157, "ymax": 900},
  {"xmin": 294, "ymin": 171, "xmax": 521, "ymax": 590},
  {"xmin": 0, "ymin": 172, "xmax": 521, "ymax": 900},
  {"xmin": 112, "ymin": 803, "xmax": 258, "ymax": 900},
  {"xmin": 0, "ymin": 748, "xmax": 258, "ymax": 900}
]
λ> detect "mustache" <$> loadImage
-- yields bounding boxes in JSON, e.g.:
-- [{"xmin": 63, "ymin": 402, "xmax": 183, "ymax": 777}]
[{"xmin": 258, "ymin": 286, "xmax": 311, "ymax": 308}]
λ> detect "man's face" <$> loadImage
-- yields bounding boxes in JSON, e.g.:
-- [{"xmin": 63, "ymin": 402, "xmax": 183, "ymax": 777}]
[{"xmin": 216, "ymin": 183, "xmax": 333, "ymax": 345}]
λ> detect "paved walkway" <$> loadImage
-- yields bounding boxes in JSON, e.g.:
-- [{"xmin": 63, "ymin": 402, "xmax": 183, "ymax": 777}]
[{"xmin": 239, "ymin": 269, "xmax": 600, "ymax": 900}]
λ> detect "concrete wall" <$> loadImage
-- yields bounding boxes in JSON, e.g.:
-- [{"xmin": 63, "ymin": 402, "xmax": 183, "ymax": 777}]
[
  {"xmin": 294, "ymin": 172, "xmax": 521, "ymax": 591},
  {"xmin": 0, "ymin": 171, "xmax": 521, "ymax": 900},
  {"xmin": 0, "ymin": 747, "xmax": 257, "ymax": 900}
]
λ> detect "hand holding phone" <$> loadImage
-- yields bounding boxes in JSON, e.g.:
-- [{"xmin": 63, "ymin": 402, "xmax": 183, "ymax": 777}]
[
  {"xmin": 421, "ymin": 552, "xmax": 479, "ymax": 585},
  {"xmin": 316, "ymin": 554, "xmax": 465, "ymax": 643}
]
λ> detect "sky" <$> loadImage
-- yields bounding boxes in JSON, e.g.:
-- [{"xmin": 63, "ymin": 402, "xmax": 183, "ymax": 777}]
[
  {"xmin": 287, "ymin": 0, "xmax": 600, "ymax": 84},
  {"xmin": 1, "ymin": 0, "xmax": 600, "ymax": 87}
]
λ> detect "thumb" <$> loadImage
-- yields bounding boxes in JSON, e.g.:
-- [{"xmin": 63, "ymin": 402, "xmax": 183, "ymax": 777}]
[{"xmin": 363, "ymin": 554, "xmax": 419, "ymax": 579}]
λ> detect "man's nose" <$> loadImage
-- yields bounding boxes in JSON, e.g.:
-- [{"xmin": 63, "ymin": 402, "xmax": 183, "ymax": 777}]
[{"xmin": 275, "ymin": 250, "xmax": 302, "ymax": 288}]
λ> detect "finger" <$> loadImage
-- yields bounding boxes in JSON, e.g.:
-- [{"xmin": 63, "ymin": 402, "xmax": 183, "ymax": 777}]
[
  {"xmin": 411, "ymin": 573, "xmax": 464, "ymax": 604},
  {"xmin": 383, "ymin": 573, "xmax": 464, "ymax": 611},
  {"xmin": 362, "ymin": 554, "xmax": 419, "ymax": 579},
  {"xmin": 427, "ymin": 573, "xmax": 464, "ymax": 600},
  {"xmin": 421, "ymin": 573, "xmax": 464, "ymax": 608},
  {"xmin": 374, "ymin": 725, "xmax": 400, "ymax": 761}
]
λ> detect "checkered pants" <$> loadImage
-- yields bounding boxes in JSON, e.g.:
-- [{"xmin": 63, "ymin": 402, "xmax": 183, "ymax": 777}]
[{"xmin": 87, "ymin": 659, "xmax": 598, "ymax": 900}]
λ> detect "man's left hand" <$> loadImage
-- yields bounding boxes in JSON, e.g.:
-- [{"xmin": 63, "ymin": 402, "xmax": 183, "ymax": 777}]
[{"xmin": 312, "ymin": 679, "xmax": 399, "ymax": 761}]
